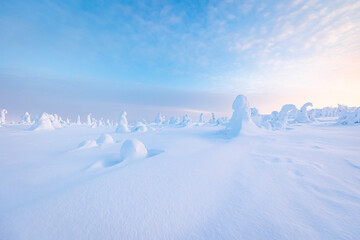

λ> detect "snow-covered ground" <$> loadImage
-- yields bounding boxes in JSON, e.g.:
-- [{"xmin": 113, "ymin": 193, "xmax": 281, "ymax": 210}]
[{"xmin": 0, "ymin": 117, "xmax": 359, "ymax": 239}]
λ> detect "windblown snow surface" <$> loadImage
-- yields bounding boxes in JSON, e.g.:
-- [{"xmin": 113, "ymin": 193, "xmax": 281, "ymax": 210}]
[{"xmin": 0, "ymin": 120, "xmax": 360, "ymax": 239}]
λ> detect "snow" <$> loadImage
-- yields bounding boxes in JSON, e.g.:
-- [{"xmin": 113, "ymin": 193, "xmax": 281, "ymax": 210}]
[
  {"xmin": 0, "ymin": 109, "xmax": 7, "ymax": 124},
  {"xmin": 119, "ymin": 139, "xmax": 148, "ymax": 162},
  {"xmin": 1, "ymin": 96, "xmax": 360, "ymax": 239},
  {"xmin": 131, "ymin": 121, "xmax": 148, "ymax": 133},
  {"xmin": 155, "ymin": 113, "xmax": 165, "ymax": 125},
  {"xmin": 78, "ymin": 139, "xmax": 98, "ymax": 149},
  {"xmin": 96, "ymin": 133, "xmax": 114, "ymax": 145},
  {"xmin": 294, "ymin": 102, "xmax": 313, "ymax": 123},
  {"xmin": 337, "ymin": 107, "xmax": 360, "ymax": 125},
  {"xmin": 199, "ymin": 113, "xmax": 204, "ymax": 123},
  {"xmin": 226, "ymin": 94, "xmax": 257, "ymax": 136},
  {"xmin": 116, "ymin": 111, "xmax": 130, "ymax": 133},
  {"xmin": 29, "ymin": 112, "xmax": 55, "ymax": 131},
  {"xmin": 20, "ymin": 112, "xmax": 32, "ymax": 125}
]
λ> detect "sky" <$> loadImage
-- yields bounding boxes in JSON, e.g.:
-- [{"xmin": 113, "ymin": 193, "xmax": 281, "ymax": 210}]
[{"xmin": 0, "ymin": 0, "xmax": 359, "ymax": 121}]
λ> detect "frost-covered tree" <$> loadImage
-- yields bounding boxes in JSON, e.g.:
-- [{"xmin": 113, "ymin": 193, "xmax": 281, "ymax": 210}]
[
  {"xmin": 155, "ymin": 113, "xmax": 165, "ymax": 125},
  {"xmin": 87, "ymin": 114, "xmax": 92, "ymax": 126},
  {"xmin": 337, "ymin": 107, "xmax": 360, "ymax": 125},
  {"xmin": 294, "ymin": 102, "xmax": 313, "ymax": 123},
  {"xmin": 209, "ymin": 113, "xmax": 216, "ymax": 124},
  {"xmin": 226, "ymin": 95, "xmax": 257, "ymax": 137},
  {"xmin": 199, "ymin": 113, "xmax": 204, "ymax": 123},
  {"xmin": 21, "ymin": 112, "xmax": 32, "ymax": 125},
  {"xmin": 30, "ymin": 112, "xmax": 55, "ymax": 131},
  {"xmin": 0, "ymin": 109, "xmax": 8, "ymax": 124},
  {"xmin": 169, "ymin": 117, "xmax": 179, "ymax": 125},
  {"xmin": 77, "ymin": 115, "xmax": 81, "ymax": 125},
  {"xmin": 116, "ymin": 111, "xmax": 130, "ymax": 133},
  {"xmin": 181, "ymin": 114, "xmax": 192, "ymax": 126}
]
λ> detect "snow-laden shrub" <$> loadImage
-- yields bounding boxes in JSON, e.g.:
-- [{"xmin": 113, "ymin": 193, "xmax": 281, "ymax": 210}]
[
  {"xmin": 0, "ymin": 109, "xmax": 8, "ymax": 124},
  {"xmin": 180, "ymin": 114, "xmax": 192, "ymax": 126},
  {"xmin": 226, "ymin": 95, "xmax": 257, "ymax": 136},
  {"xmin": 155, "ymin": 113, "xmax": 165, "ymax": 125},
  {"xmin": 96, "ymin": 133, "xmax": 114, "ymax": 145},
  {"xmin": 116, "ymin": 111, "xmax": 130, "ymax": 133},
  {"xmin": 209, "ymin": 113, "xmax": 216, "ymax": 124},
  {"xmin": 120, "ymin": 139, "xmax": 148, "ymax": 162},
  {"xmin": 169, "ymin": 117, "xmax": 180, "ymax": 125},
  {"xmin": 132, "ymin": 121, "xmax": 148, "ymax": 133},
  {"xmin": 29, "ymin": 112, "xmax": 67, "ymax": 131},
  {"xmin": 216, "ymin": 117, "xmax": 229, "ymax": 126},
  {"xmin": 294, "ymin": 102, "xmax": 313, "ymax": 123},
  {"xmin": 30, "ymin": 112, "xmax": 55, "ymax": 131},
  {"xmin": 337, "ymin": 107, "xmax": 360, "ymax": 125},
  {"xmin": 49, "ymin": 114, "xmax": 63, "ymax": 128},
  {"xmin": 87, "ymin": 114, "xmax": 92, "ymax": 126},
  {"xmin": 20, "ymin": 112, "xmax": 32, "ymax": 125},
  {"xmin": 199, "ymin": 113, "xmax": 204, "ymax": 123}
]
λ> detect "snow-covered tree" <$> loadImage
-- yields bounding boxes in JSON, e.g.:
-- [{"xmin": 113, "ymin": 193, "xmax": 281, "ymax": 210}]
[
  {"xmin": 30, "ymin": 112, "xmax": 55, "ymax": 131},
  {"xmin": 209, "ymin": 113, "xmax": 216, "ymax": 124},
  {"xmin": 116, "ymin": 111, "xmax": 130, "ymax": 133},
  {"xmin": 294, "ymin": 102, "xmax": 313, "ymax": 123},
  {"xmin": 155, "ymin": 113, "xmax": 165, "ymax": 125},
  {"xmin": 226, "ymin": 95, "xmax": 257, "ymax": 136},
  {"xmin": 0, "ymin": 109, "xmax": 8, "ymax": 124},
  {"xmin": 21, "ymin": 112, "xmax": 32, "ymax": 125},
  {"xmin": 199, "ymin": 113, "xmax": 204, "ymax": 123}
]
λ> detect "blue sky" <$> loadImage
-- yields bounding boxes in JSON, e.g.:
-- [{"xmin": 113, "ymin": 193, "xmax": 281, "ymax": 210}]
[{"xmin": 0, "ymin": 0, "xmax": 359, "ymax": 121}]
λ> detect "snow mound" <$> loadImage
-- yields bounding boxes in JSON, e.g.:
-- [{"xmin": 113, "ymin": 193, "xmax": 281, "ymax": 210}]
[
  {"xmin": 120, "ymin": 139, "xmax": 148, "ymax": 162},
  {"xmin": 78, "ymin": 140, "xmax": 98, "ymax": 149},
  {"xmin": 116, "ymin": 111, "xmax": 130, "ymax": 133},
  {"xmin": 96, "ymin": 134, "xmax": 114, "ymax": 145},
  {"xmin": 337, "ymin": 107, "xmax": 360, "ymax": 125},
  {"xmin": 30, "ymin": 113, "xmax": 55, "ymax": 131},
  {"xmin": 226, "ymin": 95, "xmax": 258, "ymax": 136}
]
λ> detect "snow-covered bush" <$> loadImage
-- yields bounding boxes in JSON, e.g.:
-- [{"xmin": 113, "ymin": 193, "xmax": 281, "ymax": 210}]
[
  {"xmin": 120, "ymin": 139, "xmax": 148, "ymax": 162},
  {"xmin": 199, "ymin": 113, "xmax": 204, "ymax": 123},
  {"xmin": 216, "ymin": 117, "xmax": 229, "ymax": 126},
  {"xmin": 132, "ymin": 121, "xmax": 148, "ymax": 132},
  {"xmin": 294, "ymin": 102, "xmax": 313, "ymax": 123},
  {"xmin": 209, "ymin": 113, "xmax": 216, "ymax": 124},
  {"xmin": 30, "ymin": 112, "xmax": 55, "ymax": 131},
  {"xmin": 180, "ymin": 114, "xmax": 192, "ymax": 126},
  {"xmin": 116, "ymin": 111, "xmax": 130, "ymax": 133},
  {"xmin": 155, "ymin": 113, "xmax": 165, "ymax": 125},
  {"xmin": 337, "ymin": 107, "xmax": 360, "ymax": 125},
  {"xmin": 169, "ymin": 117, "xmax": 180, "ymax": 125},
  {"xmin": 20, "ymin": 112, "xmax": 32, "ymax": 125}
]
